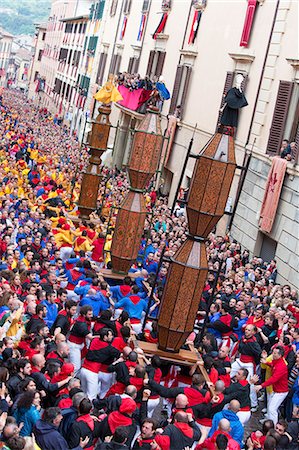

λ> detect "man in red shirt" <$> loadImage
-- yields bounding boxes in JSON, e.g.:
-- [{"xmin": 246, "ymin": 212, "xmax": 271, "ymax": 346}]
[
  {"xmin": 246, "ymin": 306, "xmax": 265, "ymax": 329},
  {"xmin": 254, "ymin": 345, "xmax": 288, "ymax": 424}
]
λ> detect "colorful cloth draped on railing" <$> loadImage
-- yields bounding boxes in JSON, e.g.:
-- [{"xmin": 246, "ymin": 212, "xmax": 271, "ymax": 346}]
[{"xmin": 118, "ymin": 85, "xmax": 152, "ymax": 111}]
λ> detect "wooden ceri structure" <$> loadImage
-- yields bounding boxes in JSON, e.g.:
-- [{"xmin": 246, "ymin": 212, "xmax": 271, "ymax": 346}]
[
  {"xmin": 157, "ymin": 132, "xmax": 236, "ymax": 353},
  {"xmin": 78, "ymin": 105, "xmax": 111, "ymax": 219},
  {"xmin": 111, "ymin": 106, "xmax": 163, "ymax": 273}
]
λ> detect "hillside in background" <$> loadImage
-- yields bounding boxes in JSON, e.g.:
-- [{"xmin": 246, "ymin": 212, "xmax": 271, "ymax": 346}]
[{"xmin": 0, "ymin": 0, "xmax": 51, "ymax": 36}]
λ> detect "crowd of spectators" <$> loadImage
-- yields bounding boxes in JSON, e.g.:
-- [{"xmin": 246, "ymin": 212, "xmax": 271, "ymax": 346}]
[{"xmin": 0, "ymin": 89, "xmax": 298, "ymax": 450}]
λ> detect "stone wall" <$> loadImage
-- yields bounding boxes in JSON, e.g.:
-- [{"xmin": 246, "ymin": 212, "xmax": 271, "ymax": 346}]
[{"xmin": 231, "ymin": 155, "xmax": 299, "ymax": 290}]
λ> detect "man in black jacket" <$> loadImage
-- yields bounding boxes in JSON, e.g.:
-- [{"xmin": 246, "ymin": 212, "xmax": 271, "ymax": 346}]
[
  {"xmin": 68, "ymin": 398, "xmax": 102, "ymax": 449},
  {"xmin": 95, "ymin": 426, "xmax": 129, "ymax": 450},
  {"xmin": 7, "ymin": 358, "xmax": 32, "ymax": 398},
  {"xmin": 34, "ymin": 406, "xmax": 89, "ymax": 450},
  {"xmin": 31, "ymin": 354, "xmax": 71, "ymax": 397},
  {"xmin": 145, "ymin": 373, "xmax": 209, "ymax": 407},
  {"xmin": 59, "ymin": 391, "xmax": 87, "ymax": 440},
  {"xmin": 157, "ymin": 411, "xmax": 201, "ymax": 450},
  {"xmin": 224, "ymin": 368, "xmax": 251, "ymax": 425},
  {"xmin": 80, "ymin": 327, "xmax": 120, "ymax": 400},
  {"xmin": 26, "ymin": 303, "xmax": 47, "ymax": 334}
]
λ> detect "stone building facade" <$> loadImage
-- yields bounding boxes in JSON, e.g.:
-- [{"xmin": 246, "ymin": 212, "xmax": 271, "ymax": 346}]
[{"xmin": 32, "ymin": 0, "xmax": 299, "ymax": 289}]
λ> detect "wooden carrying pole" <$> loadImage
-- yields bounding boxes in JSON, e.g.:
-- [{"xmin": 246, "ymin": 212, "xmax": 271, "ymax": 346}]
[{"xmin": 188, "ymin": 344, "xmax": 215, "ymax": 396}]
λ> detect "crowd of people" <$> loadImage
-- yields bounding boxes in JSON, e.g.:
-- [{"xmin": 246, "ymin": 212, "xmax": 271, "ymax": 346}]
[{"xmin": 0, "ymin": 89, "xmax": 298, "ymax": 450}]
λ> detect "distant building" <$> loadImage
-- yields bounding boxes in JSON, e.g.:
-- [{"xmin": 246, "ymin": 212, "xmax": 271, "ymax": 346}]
[
  {"xmin": 28, "ymin": 23, "xmax": 47, "ymax": 104},
  {"xmin": 0, "ymin": 27, "xmax": 13, "ymax": 86},
  {"xmin": 38, "ymin": 0, "xmax": 94, "ymax": 114},
  {"xmin": 7, "ymin": 47, "xmax": 32, "ymax": 91}
]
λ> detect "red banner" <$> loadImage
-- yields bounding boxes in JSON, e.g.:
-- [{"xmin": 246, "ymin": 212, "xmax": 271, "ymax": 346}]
[
  {"xmin": 259, "ymin": 156, "xmax": 288, "ymax": 233},
  {"xmin": 240, "ymin": 0, "xmax": 257, "ymax": 47}
]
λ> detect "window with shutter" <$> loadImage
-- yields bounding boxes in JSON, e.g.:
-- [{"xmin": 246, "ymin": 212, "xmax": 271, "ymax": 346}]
[
  {"xmin": 59, "ymin": 48, "xmax": 68, "ymax": 61},
  {"xmin": 65, "ymin": 83, "xmax": 70, "ymax": 100},
  {"xmin": 95, "ymin": 0, "xmax": 105, "ymax": 20},
  {"xmin": 127, "ymin": 57, "xmax": 134, "ymax": 73},
  {"xmin": 109, "ymin": 54, "xmax": 117, "ymax": 74},
  {"xmin": 133, "ymin": 57, "xmax": 140, "ymax": 74},
  {"xmin": 127, "ymin": 57, "xmax": 140, "ymax": 74},
  {"xmin": 283, "ymin": 83, "xmax": 299, "ymax": 161},
  {"xmin": 89, "ymin": 3, "xmax": 95, "ymax": 19},
  {"xmin": 169, "ymin": 65, "xmax": 183, "ymax": 114},
  {"xmin": 88, "ymin": 36, "xmax": 98, "ymax": 52},
  {"xmin": 54, "ymin": 78, "xmax": 61, "ymax": 94},
  {"xmin": 180, "ymin": 66, "xmax": 192, "ymax": 118},
  {"xmin": 110, "ymin": 0, "xmax": 118, "ymax": 16},
  {"xmin": 241, "ymin": 74, "xmax": 248, "ymax": 92},
  {"xmin": 155, "ymin": 51, "xmax": 166, "ymax": 78},
  {"xmin": 123, "ymin": 0, "xmax": 132, "ymax": 14},
  {"xmin": 216, "ymin": 71, "xmax": 234, "ymax": 132},
  {"xmin": 146, "ymin": 50, "xmax": 155, "ymax": 77},
  {"xmin": 169, "ymin": 65, "xmax": 192, "ymax": 119},
  {"xmin": 115, "ymin": 55, "xmax": 122, "ymax": 74},
  {"xmin": 83, "ymin": 37, "xmax": 88, "ymax": 52},
  {"xmin": 74, "ymin": 51, "xmax": 81, "ymax": 67},
  {"xmin": 142, "ymin": 0, "xmax": 150, "ymax": 12},
  {"xmin": 267, "ymin": 81, "xmax": 294, "ymax": 155},
  {"xmin": 72, "ymin": 50, "xmax": 77, "ymax": 66},
  {"xmin": 67, "ymin": 50, "xmax": 73, "ymax": 65},
  {"xmin": 97, "ymin": 52, "xmax": 108, "ymax": 85},
  {"xmin": 293, "ymin": 124, "xmax": 299, "ymax": 162}
]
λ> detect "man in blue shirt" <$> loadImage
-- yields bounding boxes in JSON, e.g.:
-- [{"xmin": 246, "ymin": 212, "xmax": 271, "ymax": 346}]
[
  {"xmin": 114, "ymin": 285, "xmax": 148, "ymax": 334},
  {"xmin": 79, "ymin": 289, "xmax": 110, "ymax": 318},
  {"xmin": 41, "ymin": 291, "xmax": 58, "ymax": 329}
]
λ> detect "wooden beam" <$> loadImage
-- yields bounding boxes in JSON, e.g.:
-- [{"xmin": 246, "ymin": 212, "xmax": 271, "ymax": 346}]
[
  {"xmin": 187, "ymin": 344, "xmax": 215, "ymax": 396},
  {"xmin": 138, "ymin": 341, "xmax": 198, "ymax": 365}
]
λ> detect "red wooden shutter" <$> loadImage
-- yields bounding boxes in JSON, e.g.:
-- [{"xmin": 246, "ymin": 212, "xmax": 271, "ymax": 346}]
[
  {"xmin": 169, "ymin": 65, "xmax": 183, "ymax": 114},
  {"xmin": 146, "ymin": 50, "xmax": 155, "ymax": 76},
  {"xmin": 156, "ymin": 51, "xmax": 166, "ymax": 78},
  {"xmin": 240, "ymin": 0, "xmax": 257, "ymax": 47},
  {"xmin": 180, "ymin": 66, "xmax": 192, "ymax": 118},
  {"xmin": 267, "ymin": 81, "xmax": 294, "ymax": 155},
  {"xmin": 216, "ymin": 71, "xmax": 234, "ymax": 132}
]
